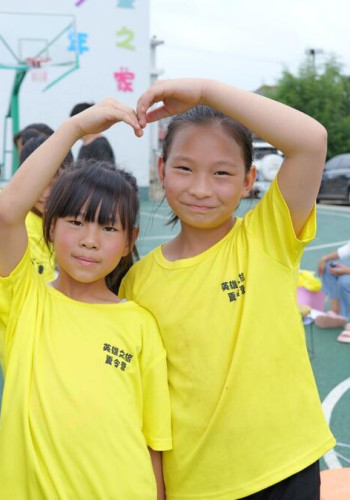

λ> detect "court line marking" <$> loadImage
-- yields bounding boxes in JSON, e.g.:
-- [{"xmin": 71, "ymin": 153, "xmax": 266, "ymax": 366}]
[
  {"xmin": 322, "ymin": 377, "xmax": 350, "ymax": 469},
  {"xmin": 139, "ymin": 235, "xmax": 173, "ymax": 241},
  {"xmin": 140, "ymin": 211, "xmax": 169, "ymax": 220},
  {"xmin": 318, "ymin": 205, "xmax": 350, "ymax": 213},
  {"xmin": 305, "ymin": 240, "xmax": 350, "ymax": 252}
]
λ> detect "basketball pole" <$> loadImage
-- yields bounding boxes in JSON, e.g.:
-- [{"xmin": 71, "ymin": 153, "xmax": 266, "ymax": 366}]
[{"xmin": 6, "ymin": 66, "xmax": 27, "ymax": 174}]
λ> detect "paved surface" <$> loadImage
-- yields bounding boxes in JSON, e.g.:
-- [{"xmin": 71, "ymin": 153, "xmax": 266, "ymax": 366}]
[{"xmin": 1, "ymin": 196, "xmax": 349, "ymax": 470}]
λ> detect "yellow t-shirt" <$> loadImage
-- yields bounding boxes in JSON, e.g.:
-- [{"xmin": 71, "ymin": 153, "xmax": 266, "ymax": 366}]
[
  {"xmin": 120, "ymin": 178, "xmax": 335, "ymax": 500},
  {"xmin": 25, "ymin": 210, "xmax": 56, "ymax": 282},
  {"xmin": 0, "ymin": 248, "xmax": 172, "ymax": 500}
]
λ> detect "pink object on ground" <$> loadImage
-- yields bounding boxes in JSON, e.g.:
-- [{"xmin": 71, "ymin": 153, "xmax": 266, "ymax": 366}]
[
  {"xmin": 297, "ymin": 287, "xmax": 326, "ymax": 310},
  {"xmin": 337, "ymin": 331, "xmax": 350, "ymax": 343}
]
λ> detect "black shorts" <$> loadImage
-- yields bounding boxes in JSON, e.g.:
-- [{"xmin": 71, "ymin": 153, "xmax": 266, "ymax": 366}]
[{"xmin": 238, "ymin": 461, "xmax": 320, "ymax": 500}]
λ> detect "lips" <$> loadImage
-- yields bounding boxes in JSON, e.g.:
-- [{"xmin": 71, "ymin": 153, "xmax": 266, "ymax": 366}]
[
  {"xmin": 73, "ymin": 255, "xmax": 99, "ymax": 265},
  {"xmin": 185, "ymin": 203, "xmax": 214, "ymax": 211}
]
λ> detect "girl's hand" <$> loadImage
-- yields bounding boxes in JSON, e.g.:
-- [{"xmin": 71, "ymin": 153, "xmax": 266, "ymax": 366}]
[
  {"xmin": 329, "ymin": 262, "xmax": 350, "ymax": 276},
  {"xmin": 70, "ymin": 98, "xmax": 143, "ymax": 138},
  {"xmin": 136, "ymin": 79, "xmax": 206, "ymax": 127}
]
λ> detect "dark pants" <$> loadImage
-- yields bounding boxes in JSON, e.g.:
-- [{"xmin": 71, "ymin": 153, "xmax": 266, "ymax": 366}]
[{"xmin": 239, "ymin": 461, "xmax": 320, "ymax": 500}]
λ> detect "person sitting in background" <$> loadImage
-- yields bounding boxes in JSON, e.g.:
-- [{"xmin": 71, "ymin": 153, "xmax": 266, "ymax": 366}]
[
  {"xmin": 318, "ymin": 242, "xmax": 350, "ymax": 317},
  {"xmin": 316, "ymin": 242, "xmax": 350, "ymax": 341},
  {"xmin": 69, "ymin": 102, "xmax": 116, "ymax": 164}
]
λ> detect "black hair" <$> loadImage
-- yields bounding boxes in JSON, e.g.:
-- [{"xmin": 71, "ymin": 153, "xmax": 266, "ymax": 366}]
[
  {"xmin": 161, "ymin": 105, "xmax": 253, "ymax": 224},
  {"xmin": 43, "ymin": 161, "xmax": 139, "ymax": 292},
  {"xmin": 19, "ymin": 136, "xmax": 74, "ymax": 171},
  {"xmin": 21, "ymin": 128, "xmax": 42, "ymax": 146},
  {"xmin": 162, "ymin": 105, "xmax": 253, "ymax": 171},
  {"xmin": 13, "ymin": 123, "xmax": 54, "ymax": 147},
  {"xmin": 70, "ymin": 102, "xmax": 94, "ymax": 117},
  {"xmin": 26, "ymin": 123, "xmax": 54, "ymax": 136},
  {"xmin": 77, "ymin": 137, "xmax": 115, "ymax": 165}
]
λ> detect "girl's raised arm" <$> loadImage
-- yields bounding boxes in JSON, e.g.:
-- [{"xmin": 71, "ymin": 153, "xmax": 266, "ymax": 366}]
[
  {"xmin": 0, "ymin": 99, "xmax": 142, "ymax": 277},
  {"xmin": 137, "ymin": 78, "xmax": 327, "ymax": 235}
]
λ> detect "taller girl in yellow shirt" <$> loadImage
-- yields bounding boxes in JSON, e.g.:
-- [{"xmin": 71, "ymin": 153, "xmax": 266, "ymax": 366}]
[{"xmin": 120, "ymin": 79, "xmax": 335, "ymax": 500}]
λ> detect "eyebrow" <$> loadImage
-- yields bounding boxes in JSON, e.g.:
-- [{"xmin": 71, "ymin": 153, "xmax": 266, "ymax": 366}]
[{"xmin": 171, "ymin": 155, "xmax": 239, "ymax": 168}]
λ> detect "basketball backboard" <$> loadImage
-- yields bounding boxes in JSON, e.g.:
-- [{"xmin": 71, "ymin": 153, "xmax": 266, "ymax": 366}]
[{"xmin": 0, "ymin": 11, "xmax": 79, "ymax": 91}]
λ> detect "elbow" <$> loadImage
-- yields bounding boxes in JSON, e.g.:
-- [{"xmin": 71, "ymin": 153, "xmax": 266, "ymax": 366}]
[{"xmin": 313, "ymin": 122, "xmax": 328, "ymax": 159}]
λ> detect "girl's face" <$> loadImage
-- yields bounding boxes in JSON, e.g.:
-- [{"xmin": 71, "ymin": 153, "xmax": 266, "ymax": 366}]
[
  {"xmin": 158, "ymin": 123, "xmax": 256, "ymax": 232},
  {"xmin": 50, "ymin": 207, "xmax": 131, "ymax": 287}
]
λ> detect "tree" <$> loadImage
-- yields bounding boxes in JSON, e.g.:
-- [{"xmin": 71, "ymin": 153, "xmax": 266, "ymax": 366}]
[{"xmin": 264, "ymin": 55, "xmax": 350, "ymax": 159}]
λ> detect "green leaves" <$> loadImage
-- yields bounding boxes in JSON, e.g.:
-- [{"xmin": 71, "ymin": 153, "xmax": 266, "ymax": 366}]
[{"xmin": 265, "ymin": 55, "xmax": 350, "ymax": 159}]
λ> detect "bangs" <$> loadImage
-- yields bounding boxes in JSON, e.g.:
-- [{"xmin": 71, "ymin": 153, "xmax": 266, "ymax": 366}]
[
  {"xmin": 45, "ymin": 164, "xmax": 137, "ymax": 234},
  {"xmin": 58, "ymin": 179, "xmax": 121, "ymax": 227}
]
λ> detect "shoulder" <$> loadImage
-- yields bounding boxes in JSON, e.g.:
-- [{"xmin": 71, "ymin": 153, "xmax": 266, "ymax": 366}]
[
  {"xmin": 124, "ymin": 300, "xmax": 159, "ymax": 329},
  {"xmin": 242, "ymin": 178, "xmax": 316, "ymax": 267},
  {"xmin": 125, "ymin": 247, "xmax": 159, "ymax": 278},
  {"xmin": 122, "ymin": 301, "xmax": 164, "ymax": 348},
  {"xmin": 0, "ymin": 245, "xmax": 34, "ymax": 285},
  {"xmin": 25, "ymin": 210, "xmax": 42, "ymax": 232}
]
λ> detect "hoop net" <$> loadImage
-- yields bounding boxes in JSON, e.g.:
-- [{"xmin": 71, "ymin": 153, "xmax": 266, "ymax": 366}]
[{"xmin": 26, "ymin": 56, "xmax": 50, "ymax": 69}]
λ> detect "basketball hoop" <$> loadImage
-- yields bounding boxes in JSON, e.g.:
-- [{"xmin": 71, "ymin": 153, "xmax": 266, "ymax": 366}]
[
  {"xmin": 26, "ymin": 57, "xmax": 50, "ymax": 83},
  {"xmin": 26, "ymin": 56, "xmax": 50, "ymax": 69}
]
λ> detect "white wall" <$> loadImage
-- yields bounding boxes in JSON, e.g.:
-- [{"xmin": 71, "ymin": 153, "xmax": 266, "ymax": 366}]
[{"xmin": 0, "ymin": 0, "xmax": 151, "ymax": 186}]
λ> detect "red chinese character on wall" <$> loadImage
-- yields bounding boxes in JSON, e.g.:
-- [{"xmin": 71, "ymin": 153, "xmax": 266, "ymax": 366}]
[{"xmin": 113, "ymin": 67, "xmax": 135, "ymax": 92}]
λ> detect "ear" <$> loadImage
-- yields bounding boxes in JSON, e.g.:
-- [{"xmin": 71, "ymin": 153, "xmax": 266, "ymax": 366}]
[
  {"xmin": 122, "ymin": 227, "xmax": 140, "ymax": 257},
  {"xmin": 241, "ymin": 165, "xmax": 257, "ymax": 199},
  {"xmin": 157, "ymin": 156, "xmax": 165, "ymax": 188}
]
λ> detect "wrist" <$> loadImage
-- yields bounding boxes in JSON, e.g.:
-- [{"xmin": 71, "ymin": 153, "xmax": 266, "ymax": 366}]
[{"xmin": 57, "ymin": 118, "xmax": 82, "ymax": 146}]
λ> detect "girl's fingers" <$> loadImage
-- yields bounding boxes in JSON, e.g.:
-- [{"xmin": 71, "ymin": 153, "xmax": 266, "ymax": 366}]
[
  {"xmin": 136, "ymin": 85, "xmax": 169, "ymax": 127},
  {"xmin": 136, "ymin": 96, "xmax": 156, "ymax": 128},
  {"xmin": 108, "ymin": 106, "xmax": 143, "ymax": 137},
  {"xmin": 80, "ymin": 100, "xmax": 143, "ymax": 137},
  {"xmin": 145, "ymin": 105, "xmax": 169, "ymax": 124}
]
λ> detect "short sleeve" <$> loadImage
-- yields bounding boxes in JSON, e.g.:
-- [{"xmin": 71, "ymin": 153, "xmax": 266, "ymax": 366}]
[
  {"xmin": 0, "ymin": 247, "xmax": 36, "ymax": 361},
  {"xmin": 139, "ymin": 312, "xmax": 172, "ymax": 451},
  {"xmin": 244, "ymin": 177, "xmax": 316, "ymax": 269}
]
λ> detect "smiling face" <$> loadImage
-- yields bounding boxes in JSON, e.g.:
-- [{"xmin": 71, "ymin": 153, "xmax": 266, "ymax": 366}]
[
  {"xmin": 50, "ymin": 207, "xmax": 130, "ymax": 287},
  {"xmin": 159, "ymin": 123, "xmax": 256, "ymax": 233}
]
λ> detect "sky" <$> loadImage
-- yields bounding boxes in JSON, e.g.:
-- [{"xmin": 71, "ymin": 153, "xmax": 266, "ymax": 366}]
[{"xmin": 150, "ymin": 0, "xmax": 350, "ymax": 91}]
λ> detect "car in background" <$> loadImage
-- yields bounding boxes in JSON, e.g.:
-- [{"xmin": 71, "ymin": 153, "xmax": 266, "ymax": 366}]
[
  {"xmin": 317, "ymin": 153, "xmax": 350, "ymax": 205},
  {"xmin": 252, "ymin": 141, "xmax": 283, "ymax": 197}
]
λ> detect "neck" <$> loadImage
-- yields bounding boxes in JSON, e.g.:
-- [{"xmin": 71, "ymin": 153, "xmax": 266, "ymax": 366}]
[
  {"xmin": 163, "ymin": 217, "xmax": 235, "ymax": 261},
  {"xmin": 52, "ymin": 273, "xmax": 119, "ymax": 304}
]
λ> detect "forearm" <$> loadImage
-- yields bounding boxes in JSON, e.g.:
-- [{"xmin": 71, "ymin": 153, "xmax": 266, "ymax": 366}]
[
  {"xmin": 0, "ymin": 119, "xmax": 80, "ymax": 225},
  {"xmin": 149, "ymin": 448, "xmax": 166, "ymax": 500},
  {"xmin": 321, "ymin": 251, "xmax": 340, "ymax": 262},
  {"xmin": 201, "ymin": 79, "xmax": 327, "ymax": 160}
]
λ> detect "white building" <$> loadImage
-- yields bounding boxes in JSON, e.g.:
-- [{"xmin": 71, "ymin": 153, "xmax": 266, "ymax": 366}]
[{"xmin": 0, "ymin": 0, "xmax": 152, "ymax": 193}]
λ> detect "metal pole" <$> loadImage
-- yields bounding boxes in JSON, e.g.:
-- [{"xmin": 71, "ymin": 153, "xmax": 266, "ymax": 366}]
[
  {"xmin": 8, "ymin": 68, "xmax": 28, "ymax": 174},
  {"xmin": 149, "ymin": 36, "xmax": 164, "ymax": 200}
]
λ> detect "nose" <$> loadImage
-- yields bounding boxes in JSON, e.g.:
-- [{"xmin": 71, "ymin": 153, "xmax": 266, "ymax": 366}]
[
  {"xmin": 189, "ymin": 173, "xmax": 212, "ymax": 198},
  {"xmin": 79, "ymin": 224, "xmax": 99, "ymax": 249}
]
